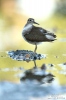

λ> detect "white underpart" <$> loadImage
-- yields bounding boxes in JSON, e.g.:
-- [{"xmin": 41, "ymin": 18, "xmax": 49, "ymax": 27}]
[
  {"xmin": 22, "ymin": 24, "xmax": 32, "ymax": 32},
  {"xmin": 22, "ymin": 24, "xmax": 38, "ymax": 44},
  {"xmin": 46, "ymin": 35, "xmax": 54, "ymax": 40}
]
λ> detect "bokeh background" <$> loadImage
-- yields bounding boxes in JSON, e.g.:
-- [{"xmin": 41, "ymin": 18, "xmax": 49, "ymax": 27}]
[{"xmin": 0, "ymin": 0, "xmax": 66, "ymax": 84}]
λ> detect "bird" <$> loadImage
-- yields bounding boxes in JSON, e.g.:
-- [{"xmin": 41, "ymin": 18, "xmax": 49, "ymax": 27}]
[{"xmin": 22, "ymin": 18, "xmax": 56, "ymax": 53}]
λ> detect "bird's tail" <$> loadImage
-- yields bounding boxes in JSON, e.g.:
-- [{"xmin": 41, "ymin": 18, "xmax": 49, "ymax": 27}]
[{"xmin": 45, "ymin": 32, "xmax": 57, "ymax": 41}]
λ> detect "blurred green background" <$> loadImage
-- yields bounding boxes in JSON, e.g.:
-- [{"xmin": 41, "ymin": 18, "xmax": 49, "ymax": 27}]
[{"xmin": 0, "ymin": 0, "xmax": 66, "ymax": 85}]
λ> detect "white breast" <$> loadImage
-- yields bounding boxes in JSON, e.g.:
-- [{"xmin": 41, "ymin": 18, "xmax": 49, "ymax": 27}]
[
  {"xmin": 22, "ymin": 24, "xmax": 41, "ymax": 45},
  {"xmin": 22, "ymin": 24, "xmax": 32, "ymax": 32},
  {"xmin": 22, "ymin": 24, "xmax": 32, "ymax": 43}
]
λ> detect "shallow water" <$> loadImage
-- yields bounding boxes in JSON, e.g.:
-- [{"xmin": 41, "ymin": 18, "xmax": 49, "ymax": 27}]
[
  {"xmin": 0, "ymin": 46, "xmax": 66, "ymax": 83},
  {"xmin": 0, "ymin": 1, "xmax": 66, "ymax": 99},
  {"xmin": 0, "ymin": 80, "xmax": 66, "ymax": 100},
  {"xmin": 0, "ymin": 38, "xmax": 66, "ymax": 100}
]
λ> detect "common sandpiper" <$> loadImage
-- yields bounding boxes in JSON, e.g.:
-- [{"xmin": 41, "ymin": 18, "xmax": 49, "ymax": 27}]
[{"xmin": 22, "ymin": 18, "xmax": 56, "ymax": 53}]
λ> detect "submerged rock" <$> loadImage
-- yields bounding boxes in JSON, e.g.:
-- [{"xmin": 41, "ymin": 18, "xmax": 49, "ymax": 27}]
[{"xmin": 7, "ymin": 50, "xmax": 46, "ymax": 62}]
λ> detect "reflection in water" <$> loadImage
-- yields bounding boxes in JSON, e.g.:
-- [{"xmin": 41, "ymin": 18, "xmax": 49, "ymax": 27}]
[
  {"xmin": 0, "ymin": 59, "xmax": 66, "ymax": 100},
  {"xmin": 0, "ymin": 50, "xmax": 66, "ymax": 100},
  {"xmin": 0, "ymin": 66, "xmax": 66, "ymax": 99},
  {"xmin": 20, "ymin": 64, "xmax": 55, "ymax": 84},
  {"xmin": 0, "ymin": 0, "xmax": 66, "ymax": 99},
  {"xmin": 0, "ymin": 80, "xmax": 66, "ymax": 100}
]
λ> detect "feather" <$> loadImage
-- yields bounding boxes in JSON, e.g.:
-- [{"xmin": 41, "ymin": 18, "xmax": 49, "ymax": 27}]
[{"xmin": 24, "ymin": 26, "xmax": 56, "ymax": 42}]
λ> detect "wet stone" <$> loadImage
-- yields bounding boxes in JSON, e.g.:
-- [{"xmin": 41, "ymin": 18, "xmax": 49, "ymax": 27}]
[{"xmin": 7, "ymin": 50, "xmax": 46, "ymax": 62}]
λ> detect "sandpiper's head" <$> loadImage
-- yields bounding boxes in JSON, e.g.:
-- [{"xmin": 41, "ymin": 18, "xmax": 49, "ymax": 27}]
[{"xmin": 27, "ymin": 18, "xmax": 39, "ymax": 25}]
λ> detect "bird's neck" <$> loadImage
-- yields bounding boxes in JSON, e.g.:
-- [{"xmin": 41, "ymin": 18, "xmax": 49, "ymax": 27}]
[{"xmin": 23, "ymin": 23, "xmax": 33, "ymax": 32}]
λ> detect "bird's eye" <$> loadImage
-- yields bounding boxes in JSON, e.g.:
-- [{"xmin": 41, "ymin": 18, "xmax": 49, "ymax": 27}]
[{"xmin": 29, "ymin": 20, "xmax": 31, "ymax": 21}]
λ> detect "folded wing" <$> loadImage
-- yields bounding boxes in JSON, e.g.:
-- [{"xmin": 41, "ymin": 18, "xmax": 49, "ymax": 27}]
[{"xmin": 24, "ymin": 26, "xmax": 56, "ymax": 42}]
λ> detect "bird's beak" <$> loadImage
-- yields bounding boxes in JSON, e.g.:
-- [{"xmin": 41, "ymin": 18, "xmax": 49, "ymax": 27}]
[{"xmin": 34, "ymin": 21, "xmax": 39, "ymax": 25}]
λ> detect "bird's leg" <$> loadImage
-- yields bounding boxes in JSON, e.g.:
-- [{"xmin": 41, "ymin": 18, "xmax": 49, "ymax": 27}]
[
  {"xmin": 34, "ymin": 44, "xmax": 37, "ymax": 53},
  {"xmin": 33, "ymin": 44, "xmax": 37, "ymax": 68},
  {"xmin": 33, "ymin": 44, "xmax": 37, "ymax": 66},
  {"xmin": 34, "ymin": 60, "xmax": 37, "ymax": 68}
]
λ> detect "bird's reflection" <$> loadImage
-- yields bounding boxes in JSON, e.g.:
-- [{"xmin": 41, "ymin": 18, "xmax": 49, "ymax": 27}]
[
  {"xmin": 7, "ymin": 50, "xmax": 55, "ymax": 84},
  {"xmin": 33, "ymin": 60, "xmax": 37, "ymax": 68},
  {"xmin": 20, "ymin": 63, "xmax": 55, "ymax": 84}
]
